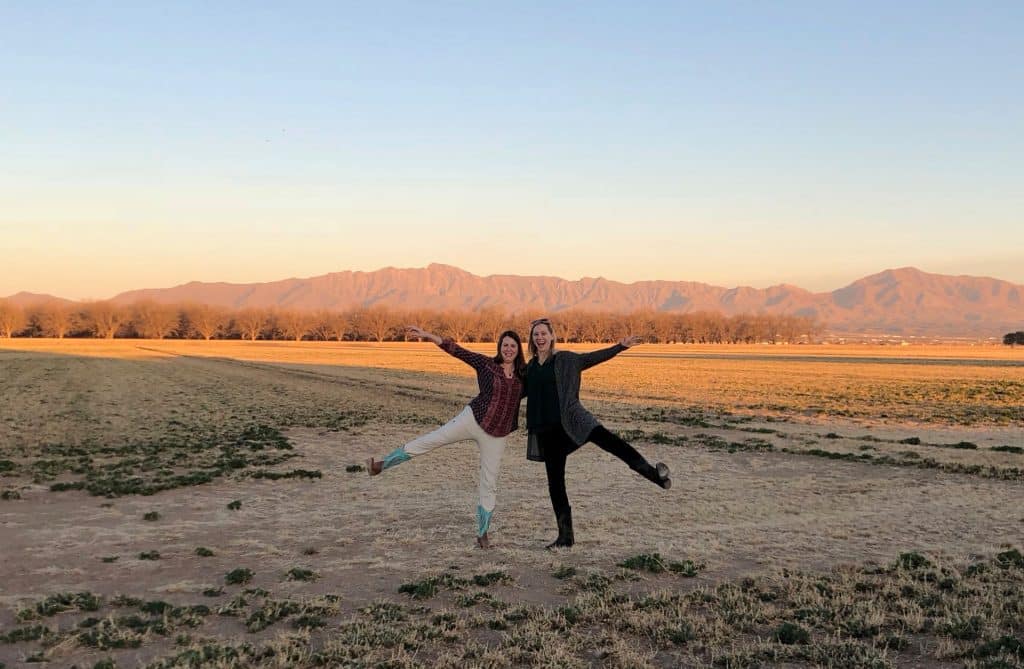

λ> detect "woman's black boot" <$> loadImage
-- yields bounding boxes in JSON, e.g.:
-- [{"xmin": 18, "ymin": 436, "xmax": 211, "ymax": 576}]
[
  {"xmin": 546, "ymin": 507, "xmax": 574, "ymax": 549},
  {"xmin": 634, "ymin": 461, "xmax": 672, "ymax": 489}
]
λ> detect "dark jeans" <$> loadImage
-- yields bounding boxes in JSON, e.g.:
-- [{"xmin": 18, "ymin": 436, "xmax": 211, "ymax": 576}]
[{"xmin": 537, "ymin": 424, "xmax": 649, "ymax": 516}]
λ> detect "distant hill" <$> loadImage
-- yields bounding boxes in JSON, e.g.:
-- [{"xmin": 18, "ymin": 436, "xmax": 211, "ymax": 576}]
[
  {"xmin": 99, "ymin": 264, "xmax": 1022, "ymax": 337},
  {"xmin": 816, "ymin": 268, "xmax": 1022, "ymax": 336},
  {"xmin": 5, "ymin": 265, "xmax": 1022, "ymax": 337},
  {"xmin": 3, "ymin": 291, "xmax": 74, "ymax": 307}
]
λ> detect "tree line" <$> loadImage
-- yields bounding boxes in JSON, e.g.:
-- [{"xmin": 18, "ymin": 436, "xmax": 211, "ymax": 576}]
[
  {"xmin": 1004, "ymin": 332, "xmax": 1024, "ymax": 347},
  {"xmin": 0, "ymin": 299, "xmax": 822, "ymax": 344}
]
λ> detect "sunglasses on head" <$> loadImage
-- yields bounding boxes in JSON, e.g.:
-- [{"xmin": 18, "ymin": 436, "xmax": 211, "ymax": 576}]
[{"xmin": 530, "ymin": 318, "xmax": 551, "ymax": 326}]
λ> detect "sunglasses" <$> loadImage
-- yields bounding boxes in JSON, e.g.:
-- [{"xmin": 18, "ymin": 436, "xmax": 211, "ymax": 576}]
[{"xmin": 530, "ymin": 318, "xmax": 551, "ymax": 326}]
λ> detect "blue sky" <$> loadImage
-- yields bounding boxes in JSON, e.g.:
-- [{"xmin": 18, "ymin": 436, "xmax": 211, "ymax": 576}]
[{"xmin": 3, "ymin": 1, "xmax": 1022, "ymax": 299}]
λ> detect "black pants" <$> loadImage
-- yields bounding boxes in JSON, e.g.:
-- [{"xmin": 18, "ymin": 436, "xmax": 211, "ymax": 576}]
[{"xmin": 537, "ymin": 424, "xmax": 649, "ymax": 516}]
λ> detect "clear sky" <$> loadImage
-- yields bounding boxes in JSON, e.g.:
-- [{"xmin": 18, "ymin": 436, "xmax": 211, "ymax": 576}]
[{"xmin": 3, "ymin": 2, "xmax": 1022, "ymax": 300}]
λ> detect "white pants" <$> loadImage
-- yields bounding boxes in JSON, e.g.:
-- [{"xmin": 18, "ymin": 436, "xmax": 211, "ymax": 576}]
[{"xmin": 404, "ymin": 406, "xmax": 506, "ymax": 512}]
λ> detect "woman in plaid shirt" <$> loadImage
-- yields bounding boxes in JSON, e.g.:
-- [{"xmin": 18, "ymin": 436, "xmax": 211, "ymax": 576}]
[{"xmin": 366, "ymin": 325, "xmax": 526, "ymax": 548}]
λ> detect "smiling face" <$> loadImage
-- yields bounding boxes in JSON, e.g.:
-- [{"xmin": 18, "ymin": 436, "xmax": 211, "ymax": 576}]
[
  {"xmin": 500, "ymin": 335, "xmax": 519, "ymax": 363},
  {"xmin": 493, "ymin": 330, "xmax": 525, "ymax": 372},
  {"xmin": 531, "ymin": 322, "xmax": 553, "ymax": 356}
]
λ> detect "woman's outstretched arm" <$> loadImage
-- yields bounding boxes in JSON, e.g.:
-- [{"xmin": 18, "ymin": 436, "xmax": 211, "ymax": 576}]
[
  {"xmin": 578, "ymin": 335, "xmax": 641, "ymax": 370},
  {"xmin": 406, "ymin": 325, "xmax": 492, "ymax": 370},
  {"xmin": 406, "ymin": 325, "xmax": 443, "ymax": 345},
  {"xmin": 405, "ymin": 323, "xmax": 442, "ymax": 344}
]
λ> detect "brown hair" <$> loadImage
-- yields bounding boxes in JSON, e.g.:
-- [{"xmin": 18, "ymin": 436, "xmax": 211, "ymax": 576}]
[{"xmin": 493, "ymin": 330, "xmax": 527, "ymax": 379}]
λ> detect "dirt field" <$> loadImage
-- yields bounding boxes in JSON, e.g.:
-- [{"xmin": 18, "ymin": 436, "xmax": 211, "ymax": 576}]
[{"xmin": 1, "ymin": 340, "xmax": 1022, "ymax": 668}]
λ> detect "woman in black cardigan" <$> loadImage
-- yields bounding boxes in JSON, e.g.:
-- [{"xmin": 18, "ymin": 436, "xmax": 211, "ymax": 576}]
[{"xmin": 525, "ymin": 317, "xmax": 671, "ymax": 549}]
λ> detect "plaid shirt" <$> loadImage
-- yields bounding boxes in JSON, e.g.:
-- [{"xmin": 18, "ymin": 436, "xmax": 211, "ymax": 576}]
[{"xmin": 439, "ymin": 338, "xmax": 524, "ymax": 437}]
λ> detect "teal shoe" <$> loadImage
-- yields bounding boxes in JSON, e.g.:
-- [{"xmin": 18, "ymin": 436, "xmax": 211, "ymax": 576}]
[
  {"xmin": 476, "ymin": 505, "xmax": 494, "ymax": 547},
  {"xmin": 477, "ymin": 505, "xmax": 493, "ymax": 536},
  {"xmin": 368, "ymin": 447, "xmax": 411, "ymax": 476},
  {"xmin": 381, "ymin": 447, "xmax": 411, "ymax": 470}
]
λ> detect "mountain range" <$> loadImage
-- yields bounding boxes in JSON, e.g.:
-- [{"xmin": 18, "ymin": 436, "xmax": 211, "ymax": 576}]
[{"xmin": 5, "ymin": 265, "xmax": 1023, "ymax": 337}]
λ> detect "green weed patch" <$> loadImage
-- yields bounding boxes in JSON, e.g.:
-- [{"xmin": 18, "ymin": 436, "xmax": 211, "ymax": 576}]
[
  {"xmin": 619, "ymin": 553, "xmax": 707, "ymax": 577},
  {"xmin": 17, "ymin": 592, "xmax": 101, "ymax": 620},
  {"xmin": 285, "ymin": 568, "xmax": 319, "ymax": 582},
  {"xmin": 225, "ymin": 568, "xmax": 254, "ymax": 585},
  {"xmin": 248, "ymin": 468, "xmax": 322, "ymax": 480},
  {"xmin": 0, "ymin": 625, "xmax": 51, "ymax": 644},
  {"xmin": 4, "ymin": 547, "xmax": 1022, "ymax": 668},
  {"xmin": 993, "ymin": 445, "xmax": 1024, "ymax": 454}
]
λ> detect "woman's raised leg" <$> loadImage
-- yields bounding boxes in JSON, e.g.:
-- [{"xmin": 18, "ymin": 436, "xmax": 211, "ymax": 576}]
[
  {"xmin": 587, "ymin": 425, "xmax": 671, "ymax": 489},
  {"xmin": 367, "ymin": 406, "xmax": 476, "ymax": 475}
]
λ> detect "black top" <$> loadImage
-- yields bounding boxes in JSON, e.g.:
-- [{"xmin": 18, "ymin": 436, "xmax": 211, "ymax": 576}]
[{"xmin": 525, "ymin": 355, "xmax": 561, "ymax": 431}]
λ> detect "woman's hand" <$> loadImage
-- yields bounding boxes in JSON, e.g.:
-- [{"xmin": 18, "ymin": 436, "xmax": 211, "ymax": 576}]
[
  {"xmin": 619, "ymin": 334, "xmax": 642, "ymax": 348},
  {"xmin": 406, "ymin": 325, "xmax": 441, "ymax": 345}
]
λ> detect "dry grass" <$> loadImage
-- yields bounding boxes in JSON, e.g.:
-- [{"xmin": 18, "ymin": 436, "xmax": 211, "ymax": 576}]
[
  {"xmin": 3, "ymin": 339, "xmax": 1022, "ymax": 427},
  {"xmin": 1, "ymin": 339, "xmax": 1022, "ymax": 667}
]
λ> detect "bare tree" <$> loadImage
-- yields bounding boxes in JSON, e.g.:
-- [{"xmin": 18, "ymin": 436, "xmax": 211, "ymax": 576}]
[
  {"xmin": 728, "ymin": 316, "xmax": 753, "ymax": 344},
  {"xmin": 754, "ymin": 314, "xmax": 775, "ymax": 343},
  {"xmin": 623, "ymin": 309, "xmax": 656, "ymax": 342},
  {"xmin": 82, "ymin": 301, "xmax": 125, "ymax": 339},
  {"xmin": 0, "ymin": 300, "xmax": 26, "ymax": 338},
  {"xmin": 507, "ymin": 311, "xmax": 535, "ymax": 344},
  {"xmin": 276, "ymin": 309, "xmax": 311, "ymax": 341},
  {"xmin": 790, "ymin": 314, "xmax": 821, "ymax": 343},
  {"xmin": 580, "ymin": 311, "xmax": 614, "ymax": 343},
  {"xmin": 672, "ymin": 314, "xmax": 693, "ymax": 343},
  {"xmin": 414, "ymin": 308, "xmax": 443, "ymax": 340},
  {"xmin": 391, "ymin": 309, "xmax": 418, "ymax": 341},
  {"xmin": 131, "ymin": 300, "xmax": 181, "ymax": 339},
  {"xmin": 475, "ymin": 306, "xmax": 511, "ymax": 342},
  {"xmin": 439, "ymin": 309, "xmax": 477, "ymax": 343},
  {"xmin": 30, "ymin": 301, "xmax": 75, "ymax": 338},
  {"xmin": 354, "ymin": 306, "xmax": 396, "ymax": 343},
  {"xmin": 309, "ymin": 310, "xmax": 329, "ymax": 341},
  {"xmin": 603, "ymin": 315, "xmax": 625, "ymax": 342},
  {"xmin": 234, "ymin": 308, "xmax": 266, "ymax": 341},
  {"xmin": 183, "ymin": 303, "xmax": 228, "ymax": 340},
  {"xmin": 651, "ymin": 312, "xmax": 676, "ymax": 343},
  {"xmin": 557, "ymin": 309, "xmax": 586, "ymax": 343},
  {"xmin": 310, "ymin": 309, "xmax": 347, "ymax": 341},
  {"xmin": 689, "ymin": 311, "xmax": 727, "ymax": 343},
  {"xmin": 464, "ymin": 309, "xmax": 489, "ymax": 342},
  {"xmin": 346, "ymin": 308, "xmax": 365, "ymax": 341},
  {"xmin": 332, "ymin": 310, "xmax": 353, "ymax": 341}
]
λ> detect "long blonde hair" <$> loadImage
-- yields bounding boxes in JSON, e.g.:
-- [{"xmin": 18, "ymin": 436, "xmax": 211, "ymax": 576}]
[{"xmin": 528, "ymin": 318, "xmax": 557, "ymax": 360}]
